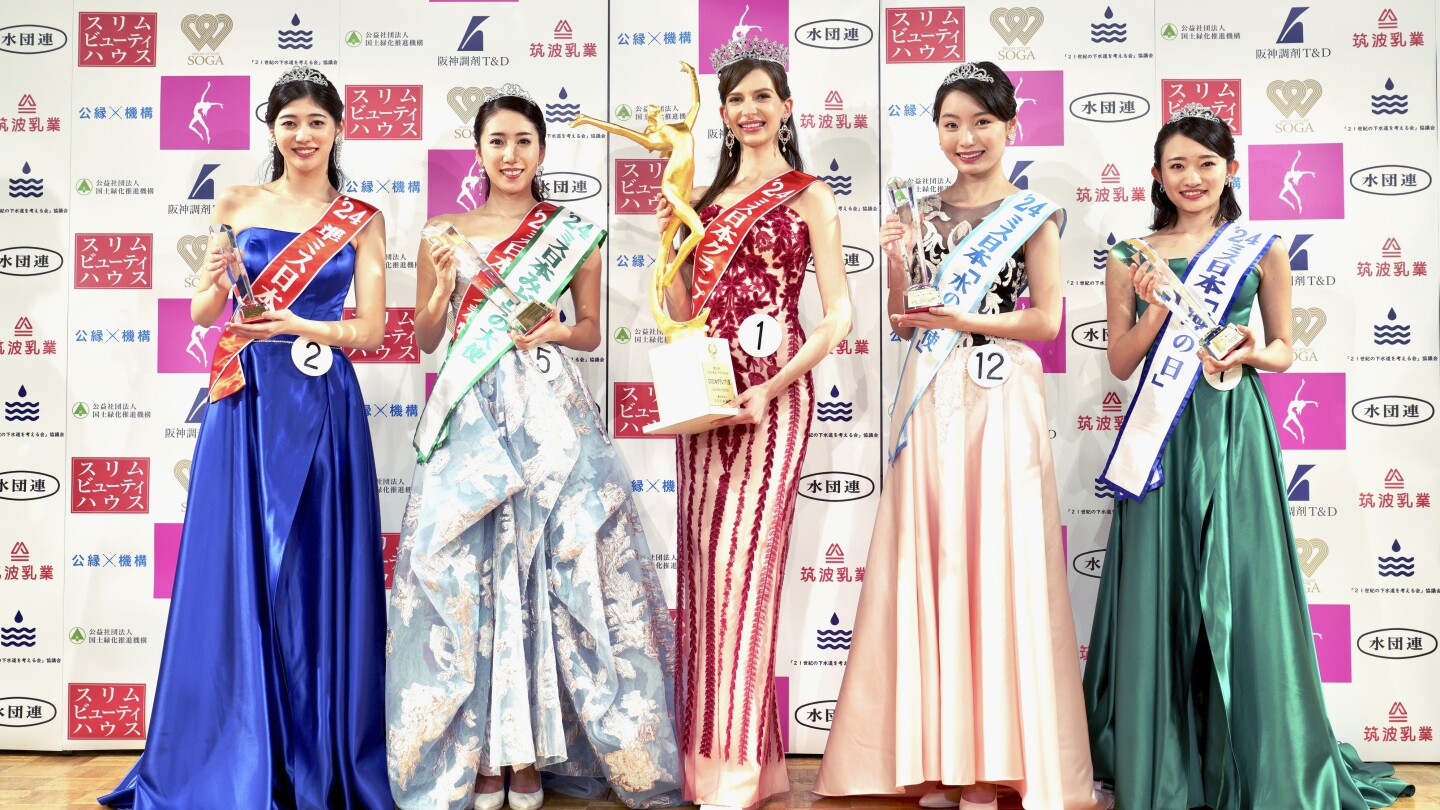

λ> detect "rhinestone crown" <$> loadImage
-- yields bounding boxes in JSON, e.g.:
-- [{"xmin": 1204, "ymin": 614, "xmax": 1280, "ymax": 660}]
[
  {"xmin": 709, "ymin": 37, "xmax": 788, "ymax": 73},
  {"xmin": 477, "ymin": 83, "xmax": 536, "ymax": 107},
  {"xmin": 941, "ymin": 62, "xmax": 995, "ymax": 85},
  {"xmin": 1167, "ymin": 102, "xmax": 1224, "ymax": 125},
  {"xmin": 273, "ymin": 65, "xmax": 329, "ymax": 88}
]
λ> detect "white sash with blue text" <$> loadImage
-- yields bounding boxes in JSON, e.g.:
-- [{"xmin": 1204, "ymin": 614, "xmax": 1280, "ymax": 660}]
[
  {"xmin": 1099, "ymin": 221, "xmax": 1277, "ymax": 500},
  {"xmin": 888, "ymin": 191, "xmax": 1063, "ymax": 461}
]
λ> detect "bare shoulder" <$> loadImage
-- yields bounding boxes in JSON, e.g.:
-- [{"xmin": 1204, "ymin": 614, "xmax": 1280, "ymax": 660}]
[
  {"xmin": 690, "ymin": 185, "xmax": 709, "ymax": 206},
  {"xmin": 214, "ymin": 184, "xmax": 262, "ymax": 221},
  {"xmin": 791, "ymin": 180, "xmax": 838, "ymax": 221}
]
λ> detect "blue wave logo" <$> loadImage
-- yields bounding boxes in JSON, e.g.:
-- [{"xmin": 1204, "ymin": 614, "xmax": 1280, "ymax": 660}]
[
  {"xmin": 1371, "ymin": 78, "xmax": 1408, "ymax": 115},
  {"xmin": 544, "ymin": 87, "xmax": 580, "ymax": 125},
  {"xmin": 8, "ymin": 162, "xmax": 41, "ymax": 198},
  {"xmin": 1093, "ymin": 477, "xmax": 1116, "ymax": 499},
  {"xmin": 1093, "ymin": 232, "xmax": 1116, "ymax": 270},
  {"xmin": 3, "ymin": 385, "xmax": 37, "ymax": 422},
  {"xmin": 277, "ymin": 14, "xmax": 313, "ymax": 50},
  {"xmin": 1373, "ymin": 308, "xmax": 1411, "ymax": 346},
  {"xmin": 1378, "ymin": 540, "xmax": 1415, "ymax": 577},
  {"xmin": 817, "ymin": 158, "xmax": 852, "ymax": 196},
  {"xmin": 816, "ymin": 613, "xmax": 852, "ymax": 650},
  {"xmin": 1, "ymin": 611, "xmax": 37, "ymax": 648},
  {"xmin": 816, "ymin": 385, "xmax": 853, "ymax": 422},
  {"xmin": 1090, "ymin": 6, "xmax": 1127, "ymax": 43}
]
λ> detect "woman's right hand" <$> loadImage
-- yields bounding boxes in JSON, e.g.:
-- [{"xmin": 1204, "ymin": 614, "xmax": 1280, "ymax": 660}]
[
  {"xmin": 200, "ymin": 245, "xmax": 234, "ymax": 296},
  {"xmin": 656, "ymin": 196, "xmax": 675, "ymax": 236},
  {"xmin": 429, "ymin": 242, "xmax": 457, "ymax": 302},
  {"xmin": 1129, "ymin": 260, "xmax": 1166, "ymax": 308},
  {"xmin": 879, "ymin": 213, "xmax": 915, "ymax": 284}
]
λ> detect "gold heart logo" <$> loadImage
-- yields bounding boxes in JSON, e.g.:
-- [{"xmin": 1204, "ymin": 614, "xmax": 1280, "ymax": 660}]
[
  {"xmin": 990, "ymin": 7, "xmax": 1044, "ymax": 46},
  {"xmin": 448, "ymin": 87, "xmax": 486, "ymax": 126},
  {"xmin": 174, "ymin": 459, "xmax": 191, "ymax": 491},
  {"xmin": 1266, "ymin": 79, "xmax": 1323, "ymax": 118},
  {"xmin": 1295, "ymin": 537, "xmax": 1328, "ymax": 578},
  {"xmin": 177, "ymin": 234, "xmax": 207, "ymax": 273},
  {"xmin": 180, "ymin": 14, "xmax": 234, "ymax": 51},
  {"xmin": 1292, "ymin": 306, "xmax": 1327, "ymax": 346}
]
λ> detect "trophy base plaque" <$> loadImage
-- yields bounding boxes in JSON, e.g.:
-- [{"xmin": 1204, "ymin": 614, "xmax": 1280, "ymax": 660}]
[
  {"xmin": 643, "ymin": 336, "xmax": 739, "ymax": 434},
  {"xmin": 238, "ymin": 303, "xmax": 269, "ymax": 324},
  {"xmin": 513, "ymin": 300, "xmax": 555, "ymax": 335},
  {"xmin": 1202, "ymin": 323, "xmax": 1246, "ymax": 360},
  {"xmin": 903, "ymin": 284, "xmax": 942, "ymax": 314}
]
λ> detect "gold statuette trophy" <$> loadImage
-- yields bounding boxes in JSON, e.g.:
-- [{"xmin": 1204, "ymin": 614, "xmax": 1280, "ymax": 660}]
[{"xmin": 571, "ymin": 61, "xmax": 738, "ymax": 433}]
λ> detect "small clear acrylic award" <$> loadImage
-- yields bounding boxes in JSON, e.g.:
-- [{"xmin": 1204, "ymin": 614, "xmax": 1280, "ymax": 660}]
[
  {"xmin": 885, "ymin": 178, "xmax": 940, "ymax": 313},
  {"xmin": 209, "ymin": 224, "xmax": 268, "ymax": 323},
  {"xmin": 421, "ymin": 222, "xmax": 555, "ymax": 335}
]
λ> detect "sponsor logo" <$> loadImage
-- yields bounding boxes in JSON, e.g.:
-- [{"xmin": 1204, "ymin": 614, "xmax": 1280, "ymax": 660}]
[
  {"xmin": 1, "ymin": 610, "xmax": 37, "ymax": 648},
  {"xmin": 345, "ymin": 86, "xmax": 422, "ymax": 141},
  {"xmin": 187, "ymin": 163, "xmax": 219, "ymax": 200},
  {"xmin": 3, "ymin": 385, "xmax": 38, "ymax": 422},
  {"xmin": 885, "ymin": 6, "xmax": 964, "ymax": 64},
  {"xmin": 0, "ymin": 471, "xmax": 60, "ymax": 501},
  {"xmin": 614, "ymin": 159, "xmax": 666, "ymax": 215},
  {"xmin": 1277, "ymin": 7, "xmax": 1308, "ymax": 43},
  {"xmin": 1248, "ymin": 143, "xmax": 1344, "ymax": 220},
  {"xmin": 78, "ymin": 14, "xmax": 156, "ymax": 67},
  {"xmin": 1287, "ymin": 463, "xmax": 1315, "ymax": 501},
  {"xmin": 427, "ymin": 149, "xmax": 483, "ymax": 217},
  {"xmin": 816, "ymin": 613, "xmax": 852, "ymax": 650},
  {"xmin": 1349, "ymin": 165, "xmax": 1432, "ymax": 196},
  {"xmin": 1352, "ymin": 396, "xmax": 1434, "ymax": 427},
  {"xmin": 817, "ymin": 158, "xmax": 852, "ymax": 196},
  {"xmin": 342, "ymin": 308, "xmax": 418, "ymax": 363},
  {"xmin": 68, "ymin": 684, "xmax": 146, "ymax": 740},
  {"xmin": 816, "ymin": 385, "xmax": 854, "ymax": 423},
  {"xmin": 1377, "ymin": 540, "xmax": 1415, "ymax": 577},
  {"xmin": 1008, "ymin": 71, "xmax": 1063, "ymax": 146},
  {"xmin": 1069, "ymin": 92, "xmax": 1148, "ymax": 123},
  {"xmin": 1288, "ymin": 233, "xmax": 1312, "ymax": 270},
  {"xmin": 154, "ymin": 523, "xmax": 181, "ymax": 598},
  {"xmin": 794, "ymin": 19, "xmax": 874, "ymax": 50},
  {"xmin": 701, "ymin": 1, "xmax": 788, "ymax": 73},
  {"xmin": 543, "ymin": 171, "xmax": 601, "ymax": 202},
  {"xmin": 1093, "ymin": 233, "xmax": 1117, "ymax": 269},
  {"xmin": 1009, "ymin": 159, "xmax": 1033, "ymax": 190},
  {"xmin": 160, "ymin": 75, "xmax": 250, "ymax": 151},
  {"xmin": 0, "ymin": 245, "xmax": 60, "ymax": 279},
  {"xmin": 1161, "ymin": 80, "xmax": 1240, "ymax": 134},
  {"xmin": 991, "ymin": 6, "xmax": 1043, "ymax": 45},
  {"xmin": 794, "ymin": 699, "xmax": 836, "ymax": 731},
  {"xmin": 1291, "ymin": 306, "xmax": 1325, "ymax": 360},
  {"xmin": 1267, "ymin": 79, "xmax": 1322, "ymax": 133},
  {"xmin": 277, "ymin": 14, "xmax": 313, "ymax": 50},
  {"xmin": 1263, "ymin": 372, "xmax": 1345, "ymax": 450},
  {"xmin": 809, "ymin": 245, "xmax": 875, "ymax": 275},
  {"xmin": 1358, "ymin": 629, "xmax": 1437, "ymax": 660},
  {"xmin": 0, "ymin": 24, "xmax": 67, "ymax": 55},
  {"xmin": 613, "ymin": 382, "xmax": 664, "ymax": 439},
  {"xmin": 1296, "ymin": 537, "xmax": 1327, "ymax": 579},
  {"xmin": 1072, "ymin": 549, "xmax": 1105, "ymax": 578},
  {"xmin": 1308, "ymin": 603, "xmax": 1351, "ymax": 683},
  {"xmin": 799, "ymin": 471, "xmax": 875, "ymax": 502},
  {"xmin": 544, "ymin": 87, "xmax": 580, "ymax": 125},
  {"xmin": 1091, "ymin": 6, "xmax": 1127, "ymax": 43},
  {"xmin": 1071, "ymin": 319, "xmax": 1108, "ymax": 350},
  {"xmin": 447, "ymin": 86, "xmax": 483, "ymax": 138},
  {"xmin": 1371, "ymin": 78, "xmax": 1407, "ymax": 115},
  {"xmin": 157, "ymin": 297, "xmax": 223, "ymax": 373},
  {"xmin": 0, "ymin": 697, "xmax": 56, "ymax": 727},
  {"xmin": 75, "ymin": 234, "xmax": 152, "ymax": 290},
  {"xmin": 180, "ymin": 13, "xmax": 233, "ymax": 52},
  {"xmin": 71, "ymin": 458, "xmax": 150, "ymax": 514},
  {"xmin": 458, "ymin": 16, "xmax": 488, "ymax": 51},
  {"xmin": 7, "ymin": 161, "xmax": 42, "ymax": 198},
  {"xmin": 1373, "ymin": 308, "xmax": 1411, "ymax": 346}
]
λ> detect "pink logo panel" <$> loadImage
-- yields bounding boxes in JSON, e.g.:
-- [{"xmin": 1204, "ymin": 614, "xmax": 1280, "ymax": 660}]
[
  {"xmin": 1308, "ymin": 603, "xmax": 1352, "ymax": 684},
  {"xmin": 154, "ymin": 523, "xmax": 182, "ymax": 599},
  {"xmin": 160, "ymin": 75, "xmax": 250, "ymax": 151},
  {"xmin": 428, "ymin": 149, "xmax": 483, "ymax": 219},
  {"xmin": 1247, "ymin": 143, "xmax": 1344, "ymax": 221},
  {"xmin": 1262, "ymin": 371, "xmax": 1346, "ymax": 451},
  {"xmin": 157, "ymin": 298, "xmax": 225, "ymax": 374},
  {"xmin": 1009, "ymin": 70, "xmax": 1064, "ymax": 147},
  {"xmin": 699, "ymin": 0, "xmax": 788, "ymax": 74}
]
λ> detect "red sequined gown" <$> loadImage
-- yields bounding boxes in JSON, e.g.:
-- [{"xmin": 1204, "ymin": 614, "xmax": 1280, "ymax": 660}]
[{"xmin": 676, "ymin": 203, "xmax": 814, "ymax": 808}]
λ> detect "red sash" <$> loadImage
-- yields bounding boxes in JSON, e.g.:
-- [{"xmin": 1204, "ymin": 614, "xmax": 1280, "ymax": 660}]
[
  {"xmin": 691, "ymin": 169, "xmax": 816, "ymax": 312},
  {"xmin": 207, "ymin": 195, "xmax": 379, "ymax": 401},
  {"xmin": 451, "ymin": 201, "xmax": 557, "ymax": 337}
]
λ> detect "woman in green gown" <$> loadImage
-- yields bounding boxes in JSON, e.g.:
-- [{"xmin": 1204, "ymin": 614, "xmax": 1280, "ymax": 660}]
[{"xmin": 1082, "ymin": 105, "xmax": 1415, "ymax": 809}]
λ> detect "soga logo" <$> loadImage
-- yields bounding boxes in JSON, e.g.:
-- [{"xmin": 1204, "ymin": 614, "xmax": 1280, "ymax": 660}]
[
  {"xmin": 180, "ymin": 14, "xmax": 232, "ymax": 63},
  {"xmin": 447, "ymin": 87, "xmax": 485, "ymax": 139},
  {"xmin": 990, "ymin": 7, "xmax": 1043, "ymax": 59},
  {"xmin": 1267, "ymin": 80, "xmax": 1322, "ymax": 132}
]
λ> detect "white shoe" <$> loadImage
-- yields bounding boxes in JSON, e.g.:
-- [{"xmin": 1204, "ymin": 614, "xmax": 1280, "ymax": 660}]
[
  {"xmin": 472, "ymin": 788, "xmax": 505, "ymax": 810},
  {"xmin": 507, "ymin": 787, "xmax": 544, "ymax": 810},
  {"xmin": 919, "ymin": 789, "xmax": 959, "ymax": 808},
  {"xmin": 958, "ymin": 783, "xmax": 998, "ymax": 810}
]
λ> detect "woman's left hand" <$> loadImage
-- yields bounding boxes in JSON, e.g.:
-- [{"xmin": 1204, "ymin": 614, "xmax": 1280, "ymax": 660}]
[
  {"xmin": 1197, "ymin": 323, "xmax": 1256, "ymax": 375},
  {"xmin": 889, "ymin": 306, "xmax": 966, "ymax": 333},
  {"xmin": 226, "ymin": 308, "xmax": 304, "ymax": 341},
  {"xmin": 511, "ymin": 312, "xmax": 571, "ymax": 352},
  {"xmin": 714, "ymin": 380, "xmax": 774, "ymax": 427}
]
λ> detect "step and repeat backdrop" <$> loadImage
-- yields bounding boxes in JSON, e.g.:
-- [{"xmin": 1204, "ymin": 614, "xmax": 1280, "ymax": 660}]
[{"xmin": 2, "ymin": 0, "xmax": 1437, "ymax": 761}]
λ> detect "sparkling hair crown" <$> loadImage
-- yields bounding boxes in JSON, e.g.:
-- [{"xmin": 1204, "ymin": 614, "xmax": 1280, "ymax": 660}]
[
  {"xmin": 477, "ymin": 83, "xmax": 536, "ymax": 107},
  {"xmin": 709, "ymin": 36, "xmax": 788, "ymax": 73},
  {"xmin": 273, "ymin": 65, "xmax": 329, "ymax": 88},
  {"xmin": 1167, "ymin": 102, "xmax": 1224, "ymax": 125},
  {"xmin": 941, "ymin": 62, "xmax": 994, "ymax": 85}
]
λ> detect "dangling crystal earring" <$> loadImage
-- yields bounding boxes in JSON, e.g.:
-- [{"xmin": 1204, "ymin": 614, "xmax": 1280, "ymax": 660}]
[
  {"xmin": 725, "ymin": 127, "xmax": 735, "ymax": 151},
  {"xmin": 1007, "ymin": 130, "xmax": 1016, "ymax": 143},
  {"xmin": 778, "ymin": 117, "xmax": 792, "ymax": 148},
  {"xmin": 1158, "ymin": 183, "xmax": 1165, "ymax": 193},
  {"xmin": 268, "ymin": 134, "xmax": 277, "ymax": 151},
  {"xmin": 333, "ymin": 137, "xmax": 343, "ymax": 165}
]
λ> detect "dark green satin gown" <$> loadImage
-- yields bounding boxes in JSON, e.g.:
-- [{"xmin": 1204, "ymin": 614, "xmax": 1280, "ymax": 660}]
[{"xmin": 1082, "ymin": 241, "xmax": 1415, "ymax": 810}]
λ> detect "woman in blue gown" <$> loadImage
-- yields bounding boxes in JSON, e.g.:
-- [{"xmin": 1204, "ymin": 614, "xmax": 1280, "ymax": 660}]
[
  {"xmin": 384, "ymin": 87, "xmax": 683, "ymax": 810},
  {"xmin": 100, "ymin": 67, "xmax": 391, "ymax": 809}
]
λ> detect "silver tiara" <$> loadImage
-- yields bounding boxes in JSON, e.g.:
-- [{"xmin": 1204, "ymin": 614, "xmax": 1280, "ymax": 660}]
[
  {"xmin": 709, "ymin": 37, "xmax": 788, "ymax": 73},
  {"xmin": 942, "ymin": 62, "xmax": 994, "ymax": 84},
  {"xmin": 477, "ymin": 83, "xmax": 535, "ymax": 107},
  {"xmin": 274, "ymin": 66, "xmax": 329, "ymax": 88},
  {"xmin": 1167, "ymin": 103, "xmax": 1224, "ymax": 125}
]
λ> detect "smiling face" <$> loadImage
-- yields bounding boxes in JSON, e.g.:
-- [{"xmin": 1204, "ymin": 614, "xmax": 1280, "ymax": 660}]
[
  {"xmin": 935, "ymin": 88, "xmax": 1014, "ymax": 178},
  {"xmin": 270, "ymin": 95, "xmax": 339, "ymax": 173},
  {"xmin": 720, "ymin": 67, "xmax": 793, "ymax": 149},
  {"xmin": 1153, "ymin": 132, "xmax": 1239, "ymax": 216},
  {"xmin": 477, "ymin": 107, "xmax": 545, "ymax": 197}
]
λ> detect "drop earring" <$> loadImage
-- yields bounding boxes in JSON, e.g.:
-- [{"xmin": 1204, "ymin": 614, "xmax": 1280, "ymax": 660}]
[
  {"xmin": 725, "ymin": 127, "xmax": 736, "ymax": 151},
  {"xmin": 778, "ymin": 117, "xmax": 791, "ymax": 148}
]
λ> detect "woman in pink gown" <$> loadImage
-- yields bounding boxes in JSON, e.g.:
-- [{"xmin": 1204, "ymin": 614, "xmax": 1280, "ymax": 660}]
[
  {"xmin": 814, "ymin": 62, "xmax": 1104, "ymax": 810},
  {"xmin": 656, "ymin": 40, "xmax": 852, "ymax": 810}
]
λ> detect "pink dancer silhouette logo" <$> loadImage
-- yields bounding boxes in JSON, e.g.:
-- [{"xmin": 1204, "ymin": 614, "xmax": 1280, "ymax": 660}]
[
  {"xmin": 157, "ymin": 297, "xmax": 227, "ymax": 373},
  {"xmin": 1308, "ymin": 603, "xmax": 1352, "ymax": 683},
  {"xmin": 1247, "ymin": 143, "xmax": 1344, "ymax": 220},
  {"xmin": 1262, "ymin": 371, "xmax": 1345, "ymax": 450},
  {"xmin": 700, "ymin": 0, "xmax": 788, "ymax": 74},
  {"xmin": 1008, "ymin": 71, "xmax": 1065, "ymax": 147},
  {"xmin": 427, "ymin": 149, "xmax": 485, "ymax": 219},
  {"xmin": 160, "ymin": 75, "xmax": 249, "ymax": 151}
]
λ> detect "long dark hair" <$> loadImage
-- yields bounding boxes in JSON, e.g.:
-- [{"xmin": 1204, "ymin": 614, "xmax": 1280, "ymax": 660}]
[
  {"xmin": 692, "ymin": 59, "xmax": 804, "ymax": 215},
  {"xmin": 265, "ymin": 72, "xmax": 344, "ymax": 189},
  {"xmin": 931, "ymin": 60, "xmax": 1017, "ymax": 123},
  {"xmin": 1149, "ymin": 114, "xmax": 1242, "ymax": 230},
  {"xmin": 473, "ymin": 95, "xmax": 546, "ymax": 202}
]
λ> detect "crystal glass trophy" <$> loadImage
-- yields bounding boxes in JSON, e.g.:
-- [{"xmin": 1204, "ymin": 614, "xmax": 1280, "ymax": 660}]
[
  {"xmin": 886, "ymin": 178, "xmax": 940, "ymax": 313},
  {"xmin": 421, "ymin": 222, "xmax": 554, "ymax": 335},
  {"xmin": 209, "ymin": 224, "xmax": 268, "ymax": 323},
  {"xmin": 1118, "ymin": 237, "xmax": 1247, "ymax": 359}
]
